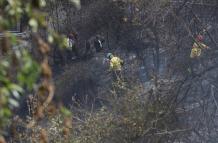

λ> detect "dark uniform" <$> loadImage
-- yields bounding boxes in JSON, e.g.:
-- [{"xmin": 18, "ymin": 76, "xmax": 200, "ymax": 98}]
[
  {"xmin": 94, "ymin": 36, "xmax": 105, "ymax": 52},
  {"xmin": 68, "ymin": 32, "xmax": 79, "ymax": 60}
]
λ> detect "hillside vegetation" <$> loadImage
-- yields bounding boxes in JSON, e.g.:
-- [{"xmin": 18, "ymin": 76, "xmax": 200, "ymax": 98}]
[{"xmin": 1, "ymin": 0, "xmax": 218, "ymax": 143}]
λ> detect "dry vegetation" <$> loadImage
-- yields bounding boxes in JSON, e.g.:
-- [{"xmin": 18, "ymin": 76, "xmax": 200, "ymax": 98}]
[{"xmin": 1, "ymin": 0, "xmax": 218, "ymax": 143}]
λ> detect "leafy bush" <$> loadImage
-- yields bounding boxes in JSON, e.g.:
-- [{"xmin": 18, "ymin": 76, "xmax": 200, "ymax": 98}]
[{"xmin": 0, "ymin": 0, "xmax": 79, "ymax": 141}]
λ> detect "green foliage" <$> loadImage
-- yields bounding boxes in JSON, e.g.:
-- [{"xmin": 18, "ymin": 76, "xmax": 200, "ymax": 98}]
[
  {"xmin": 69, "ymin": 0, "xmax": 81, "ymax": 9},
  {"xmin": 17, "ymin": 50, "xmax": 40, "ymax": 90},
  {"xmin": 0, "ymin": 0, "xmax": 81, "ymax": 137},
  {"xmin": 0, "ymin": 0, "xmax": 44, "ymax": 134},
  {"xmin": 0, "ymin": 47, "xmax": 40, "ymax": 132}
]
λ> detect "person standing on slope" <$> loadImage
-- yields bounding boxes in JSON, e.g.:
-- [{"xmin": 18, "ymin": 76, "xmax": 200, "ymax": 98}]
[{"xmin": 106, "ymin": 53, "xmax": 124, "ymax": 81}]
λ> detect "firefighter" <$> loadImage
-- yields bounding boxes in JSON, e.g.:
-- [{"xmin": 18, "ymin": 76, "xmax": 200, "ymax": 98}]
[
  {"xmin": 68, "ymin": 32, "xmax": 78, "ymax": 60},
  {"xmin": 189, "ymin": 35, "xmax": 209, "ymax": 75},
  {"xmin": 94, "ymin": 35, "xmax": 105, "ymax": 52},
  {"xmin": 190, "ymin": 35, "xmax": 209, "ymax": 58},
  {"xmin": 107, "ymin": 53, "xmax": 124, "ymax": 81}
]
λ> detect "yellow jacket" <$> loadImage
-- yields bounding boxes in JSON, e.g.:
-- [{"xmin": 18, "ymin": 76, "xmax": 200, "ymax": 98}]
[
  {"xmin": 110, "ymin": 57, "xmax": 123, "ymax": 71},
  {"xmin": 190, "ymin": 42, "xmax": 208, "ymax": 58}
]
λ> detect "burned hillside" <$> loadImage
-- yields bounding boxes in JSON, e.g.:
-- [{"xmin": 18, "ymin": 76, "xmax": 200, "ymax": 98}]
[
  {"xmin": 1, "ymin": 0, "xmax": 218, "ymax": 142},
  {"xmin": 51, "ymin": 0, "xmax": 218, "ymax": 142}
]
